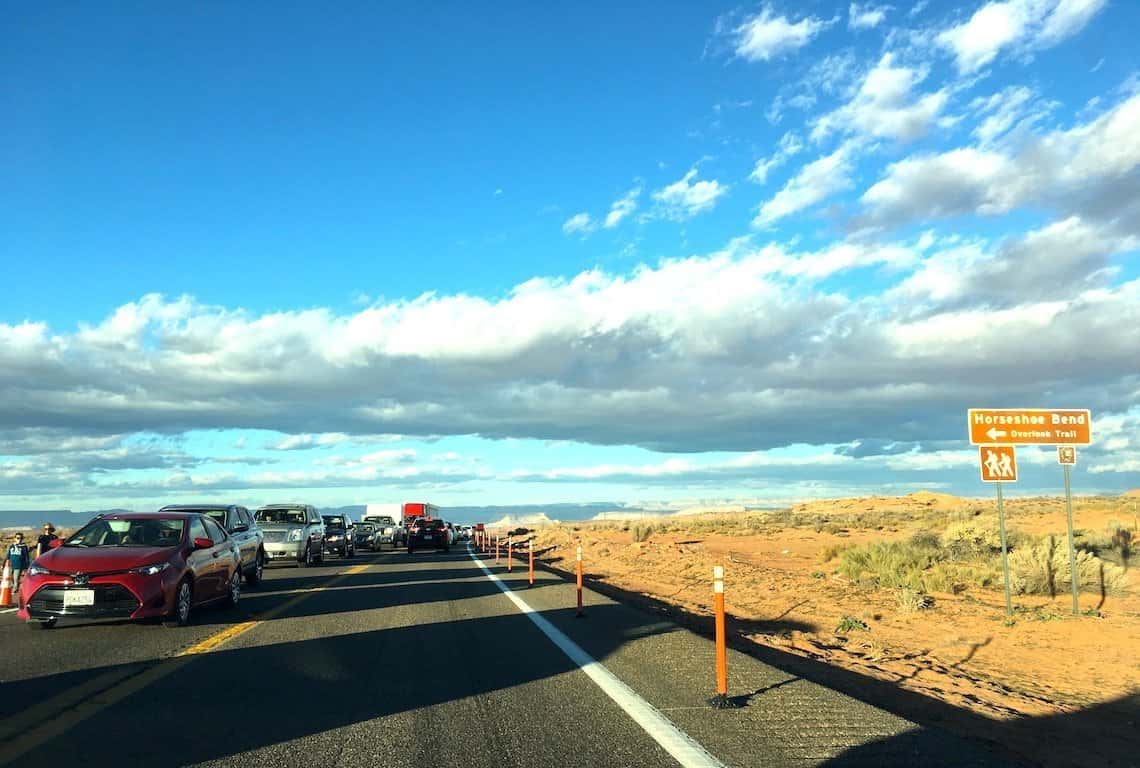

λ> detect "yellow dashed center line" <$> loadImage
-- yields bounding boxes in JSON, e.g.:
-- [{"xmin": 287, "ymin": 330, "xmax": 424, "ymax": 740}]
[{"xmin": 0, "ymin": 562, "xmax": 374, "ymax": 767}]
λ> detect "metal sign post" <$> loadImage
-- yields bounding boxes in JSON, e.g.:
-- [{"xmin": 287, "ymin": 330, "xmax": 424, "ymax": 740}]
[
  {"xmin": 1060, "ymin": 446, "xmax": 1080, "ymax": 616},
  {"xmin": 996, "ymin": 481, "xmax": 1012, "ymax": 616}
]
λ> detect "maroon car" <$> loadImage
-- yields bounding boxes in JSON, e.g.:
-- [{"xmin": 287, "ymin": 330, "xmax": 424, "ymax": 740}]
[{"xmin": 18, "ymin": 511, "xmax": 243, "ymax": 629}]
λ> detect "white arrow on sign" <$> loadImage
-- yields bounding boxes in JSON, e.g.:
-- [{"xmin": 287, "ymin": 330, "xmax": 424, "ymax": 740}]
[{"xmin": 987, "ymin": 428, "xmax": 1008, "ymax": 441}]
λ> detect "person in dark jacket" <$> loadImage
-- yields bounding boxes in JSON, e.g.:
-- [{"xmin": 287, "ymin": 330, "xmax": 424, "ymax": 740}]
[
  {"xmin": 37, "ymin": 523, "xmax": 58, "ymax": 557},
  {"xmin": 6, "ymin": 533, "xmax": 31, "ymax": 599}
]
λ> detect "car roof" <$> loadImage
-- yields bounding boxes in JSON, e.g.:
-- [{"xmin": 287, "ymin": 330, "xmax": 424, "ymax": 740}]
[
  {"xmin": 159, "ymin": 504, "xmax": 234, "ymax": 511},
  {"xmin": 258, "ymin": 503, "xmax": 311, "ymax": 509},
  {"xmin": 101, "ymin": 512, "xmax": 201, "ymax": 520}
]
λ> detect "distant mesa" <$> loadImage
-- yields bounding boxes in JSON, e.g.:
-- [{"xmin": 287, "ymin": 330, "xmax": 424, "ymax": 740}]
[
  {"xmin": 488, "ymin": 512, "xmax": 560, "ymax": 529},
  {"xmin": 1123, "ymin": 489, "xmax": 1140, "ymax": 498}
]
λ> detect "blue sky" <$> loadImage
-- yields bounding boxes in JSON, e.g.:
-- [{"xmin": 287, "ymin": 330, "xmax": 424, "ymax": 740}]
[{"xmin": 2, "ymin": 1, "xmax": 1139, "ymax": 513}]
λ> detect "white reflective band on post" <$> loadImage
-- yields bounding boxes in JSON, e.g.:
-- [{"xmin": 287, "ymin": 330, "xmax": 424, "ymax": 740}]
[
  {"xmin": 713, "ymin": 581, "xmax": 724, "ymax": 594},
  {"xmin": 713, "ymin": 566, "xmax": 724, "ymax": 579},
  {"xmin": 577, "ymin": 546, "xmax": 583, "ymax": 561}
]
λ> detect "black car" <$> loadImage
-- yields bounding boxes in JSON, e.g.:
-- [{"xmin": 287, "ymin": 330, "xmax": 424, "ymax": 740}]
[
  {"xmin": 160, "ymin": 504, "xmax": 265, "ymax": 586},
  {"xmin": 408, "ymin": 518, "xmax": 449, "ymax": 554},
  {"xmin": 321, "ymin": 514, "xmax": 356, "ymax": 557}
]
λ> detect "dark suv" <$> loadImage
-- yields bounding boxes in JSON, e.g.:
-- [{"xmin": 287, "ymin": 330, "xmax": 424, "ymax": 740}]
[
  {"xmin": 321, "ymin": 514, "xmax": 356, "ymax": 558},
  {"xmin": 160, "ymin": 504, "xmax": 265, "ymax": 586},
  {"xmin": 407, "ymin": 518, "xmax": 449, "ymax": 554}
]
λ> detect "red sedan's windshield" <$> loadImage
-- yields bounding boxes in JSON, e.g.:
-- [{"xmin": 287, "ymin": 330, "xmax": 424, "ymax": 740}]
[{"xmin": 66, "ymin": 518, "xmax": 185, "ymax": 548}]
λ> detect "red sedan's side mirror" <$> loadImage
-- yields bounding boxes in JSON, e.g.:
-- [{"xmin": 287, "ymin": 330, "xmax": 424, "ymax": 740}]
[
  {"xmin": 193, "ymin": 537, "xmax": 214, "ymax": 550},
  {"xmin": 50, "ymin": 539, "xmax": 64, "ymax": 549}
]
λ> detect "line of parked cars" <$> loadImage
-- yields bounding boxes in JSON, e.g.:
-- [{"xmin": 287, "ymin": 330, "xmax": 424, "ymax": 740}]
[{"xmin": 15, "ymin": 503, "xmax": 374, "ymax": 630}]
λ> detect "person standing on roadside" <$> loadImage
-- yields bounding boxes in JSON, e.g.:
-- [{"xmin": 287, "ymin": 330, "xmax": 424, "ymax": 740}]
[
  {"xmin": 6, "ymin": 533, "xmax": 31, "ymax": 600},
  {"xmin": 37, "ymin": 523, "xmax": 58, "ymax": 557}
]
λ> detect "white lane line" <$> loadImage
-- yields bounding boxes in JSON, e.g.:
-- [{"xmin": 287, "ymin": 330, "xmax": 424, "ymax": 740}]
[
  {"xmin": 0, "ymin": 608, "xmax": 18, "ymax": 614},
  {"xmin": 468, "ymin": 548, "xmax": 727, "ymax": 768}
]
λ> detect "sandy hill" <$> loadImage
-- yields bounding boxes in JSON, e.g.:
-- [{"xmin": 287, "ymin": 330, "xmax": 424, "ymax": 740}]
[{"xmin": 792, "ymin": 490, "xmax": 973, "ymax": 516}]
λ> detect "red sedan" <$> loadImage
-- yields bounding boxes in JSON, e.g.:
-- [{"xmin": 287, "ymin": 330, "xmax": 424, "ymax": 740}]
[{"xmin": 18, "ymin": 511, "xmax": 243, "ymax": 629}]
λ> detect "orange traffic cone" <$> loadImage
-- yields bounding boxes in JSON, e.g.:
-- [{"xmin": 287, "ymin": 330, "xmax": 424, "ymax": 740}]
[{"xmin": 0, "ymin": 561, "xmax": 12, "ymax": 607}]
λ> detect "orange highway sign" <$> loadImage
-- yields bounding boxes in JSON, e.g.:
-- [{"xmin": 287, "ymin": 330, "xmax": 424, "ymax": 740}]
[
  {"xmin": 968, "ymin": 409, "xmax": 1091, "ymax": 446},
  {"xmin": 980, "ymin": 446, "xmax": 1018, "ymax": 483}
]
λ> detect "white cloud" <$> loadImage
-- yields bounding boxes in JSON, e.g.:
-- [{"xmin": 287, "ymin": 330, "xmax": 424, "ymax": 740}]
[
  {"xmin": 937, "ymin": 0, "xmax": 1108, "ymax": 74},
  {"xmin": 849, "ymin": 2, "xmax": 890, "ymax": 29},
  {"xmin": 652, "ymin": 169, "xmax": 727, "ymax": 220},
  {"xmin": 270, "ymin": 433, "xmax": 402, "ymax": 450},
  {"xmin": 604, "ymin": 187, "xmax": 641, "ymax": 229},
  {"xmin": 562, "ymin": 212, "xmax": 594, "ymax": 235},
  {"xmin": 861, "ymin": 91, "xmax": 1140, "ymax": 227},
  {"xmin": 812, "ymin": 53, "xmax": 949, "ymax": 143},
  {"xmin": 753, "ymin": 140, "xmax": 859, "ymax": 226},
  {"xmin": 970, "ymin": 85, "xmax": 1039, "ymax": 144},
  {"xmin": 732, "ymin": 6, "xmax": 829, "ymax": 62},
  {"xmin": 749, "ymin": 132, "xmax": 803, "ymax": 185}
]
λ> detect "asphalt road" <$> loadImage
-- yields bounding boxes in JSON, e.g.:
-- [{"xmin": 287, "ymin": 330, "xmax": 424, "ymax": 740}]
[{"xmin": 0, "ymin": 544, "xmax": 1015, "ymax": 767}]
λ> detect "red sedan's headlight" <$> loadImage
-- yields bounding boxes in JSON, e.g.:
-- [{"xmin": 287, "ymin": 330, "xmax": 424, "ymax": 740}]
[{"xmin": 129, "ymin": 562, "xmax": 171, "ymax": 576}]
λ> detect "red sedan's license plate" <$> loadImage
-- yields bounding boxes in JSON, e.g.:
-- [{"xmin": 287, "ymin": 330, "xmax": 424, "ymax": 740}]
[{"xmin": 64, "ymin": 589, "xmax": 95, "ymax": 607}]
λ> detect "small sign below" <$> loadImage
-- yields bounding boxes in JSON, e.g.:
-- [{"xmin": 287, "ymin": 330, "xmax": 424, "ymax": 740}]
[
  {"xmin": 980, "ymin": 445, "xmax": 1018, "ymax": 483},
  {"xmin": 1058, "ymin": 446, "xmax": 1077, "ymax": 465}
]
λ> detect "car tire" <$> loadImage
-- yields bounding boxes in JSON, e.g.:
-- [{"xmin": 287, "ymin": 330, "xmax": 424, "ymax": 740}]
[
  {"xmin": 301, "ymin": 544, "xmax": 314, "ymax": 567},
  {"xmin": 246, "ymin": 551, "xmax": 264, "ymax": 586},
  {"xmin": 164, "ymin": 580, "xmax": 193, "ymax": 627},
  {"xmin": 408, "ymin": 545, "xmax": 414, "ymax": 555},
  {"xmin": 346, "ymin": 544, "xmax": 354, "ymax": 558},
  {"xmin": 225, "ymin": 568, "xmax": 241, "ymax": 608},
  {"xmin": 443, "ymin": 545, "xmax": 451, "ymax": 553}
]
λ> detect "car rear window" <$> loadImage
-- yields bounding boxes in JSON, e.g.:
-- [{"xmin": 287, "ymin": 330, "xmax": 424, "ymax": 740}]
[
  {"xmin": 323, "ymin": 516, "xmax": 347, "ymax": 527},
  {"xmin": 256, "ymin": 508, "xmax": 306, "ymax": 524},
  {"xmin": 356, "ymin": 523, "xmax": 373, "ymax": 532},
  {"xmin": 202, "ymin": 508, "xmax": 228, "ymax": 526}
]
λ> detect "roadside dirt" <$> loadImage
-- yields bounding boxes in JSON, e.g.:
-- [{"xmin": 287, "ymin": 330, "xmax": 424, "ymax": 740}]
[{"xmin": 517, "ymin": 491, "xmax": 1140, "ymax": 767}]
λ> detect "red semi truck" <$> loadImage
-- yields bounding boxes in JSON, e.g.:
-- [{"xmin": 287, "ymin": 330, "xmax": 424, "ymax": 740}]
[{"xmin": 401, "ymin": 502, "xmax": 440, "ymax": 526}]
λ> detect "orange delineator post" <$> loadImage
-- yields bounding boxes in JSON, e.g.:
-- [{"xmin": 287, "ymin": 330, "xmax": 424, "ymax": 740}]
[
  {"xmin": 712, "ymin": 565, "xmax": 729, "ymax": 707},
  {"xmin": 507, "ymin": 538, "xmax": 513, "ymax": 572},
  {"xmin": 528, "ymin": 541, "xmax": 534, "ymax": 587},
  {"xmin": 0, "ymin": 561, "xmax": 12, "ymax": 607},
  {"xmin": 576, "ymin": 545, "xmax": 583, "ymax": 616}
]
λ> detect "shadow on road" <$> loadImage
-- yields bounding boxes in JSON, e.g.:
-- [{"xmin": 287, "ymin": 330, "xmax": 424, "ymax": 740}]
[
  {"xmin": 4, "ymin": 548, "xmax": 1137, "ymax": 767},
  {"xmin": 526, "ymin": 554, "xmax": 1140, "ymax": 768}
]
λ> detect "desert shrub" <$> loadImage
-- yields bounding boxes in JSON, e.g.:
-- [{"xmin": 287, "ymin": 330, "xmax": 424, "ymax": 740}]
[
  {"xmin": 819, "ymin": 542, "xmax": 854, "ymax": 563},
  {"xmin": 837, "ymin": 540, "xmax": 942, "ymax": 590},
  {"xmin": 1008, "ymin": 535, "xmax": 1128, "ymax": 596},
  {"xmin": 922, "ymin": 561, "xmax": 999, "ymax": 593},
  {"xmin": 942, "ymin": 520, "xmax": 1003, "ymax": 558},
  {"xmin": 910, "ymin": 530, "xmax": 941, "ymax": 549},
  {"xmin": 631, "ymin": 523, "xmax": 655, "ymax": 543},
  {"xmin": 836, "ymin": 615, "xmax": 869, "ymax": 632},
  {"xmin": 896, "ymin": 587, "xmax": 934, "ymax": 613}
]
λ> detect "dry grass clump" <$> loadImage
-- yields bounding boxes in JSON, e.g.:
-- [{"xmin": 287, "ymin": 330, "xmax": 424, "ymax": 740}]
[
  {"xmin": 630, "ymin": 522, "xmax": 655, "ymax": 543},
  {"xmin": 837, "ymin": 534, "xmax": 1000, "ymax": 594},
  {"xmin": 942, "ymin": 520, "xmax": 1003, "ymax": 557},
  {"xmin": 896, "ymin": 587, "xmax": 934, "ymax": 612},
  {"xmin": 1008, "ymin": 534, "xmax": 1128, "ymax": 596}
]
